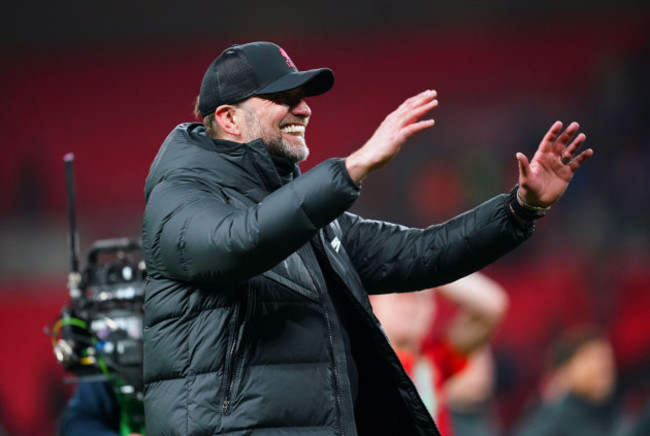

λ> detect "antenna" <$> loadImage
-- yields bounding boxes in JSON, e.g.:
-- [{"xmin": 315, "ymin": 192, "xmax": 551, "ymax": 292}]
[{"xmin": 64, "ymin": 153, "xmax": 82, "ymax": 299}]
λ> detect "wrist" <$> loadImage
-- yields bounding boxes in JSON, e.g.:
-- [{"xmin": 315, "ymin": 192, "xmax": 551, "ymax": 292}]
[
  {"xmin": 344, "ymin": 150, "xmax": 372, "ymax": 184},
  {"xmin": 516, "ymin": 189, "xmax": 551, "ymax": 211},
  {"xmin": 509, "ymin": 184, "xmax": 549, "ymax": 223}
]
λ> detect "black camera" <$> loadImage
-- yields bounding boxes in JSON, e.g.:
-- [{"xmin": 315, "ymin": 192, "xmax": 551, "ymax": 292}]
[{"xmin": 48, "ymin": 238, "xmax": 146, "ymax": 391}]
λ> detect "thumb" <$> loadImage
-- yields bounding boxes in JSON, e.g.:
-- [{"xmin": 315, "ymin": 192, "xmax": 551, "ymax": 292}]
[{"xmin": 516, "ymin": 152, "xmax": 530, "ymax": 180}]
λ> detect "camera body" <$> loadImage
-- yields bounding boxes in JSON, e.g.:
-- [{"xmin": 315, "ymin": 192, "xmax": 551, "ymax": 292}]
[{"xmin": 50, "ymin": 237, "xmax": 146, "ymax": 391}]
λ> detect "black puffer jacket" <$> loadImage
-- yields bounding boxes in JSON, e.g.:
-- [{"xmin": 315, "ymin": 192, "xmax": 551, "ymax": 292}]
[{"xmin": 142, "ymin": 123, "xmax": 533, "ymax": 436}]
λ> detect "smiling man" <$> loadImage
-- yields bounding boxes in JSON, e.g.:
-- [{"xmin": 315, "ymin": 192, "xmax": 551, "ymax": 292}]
[
  {"xmin": 209, "ymin": 87, "xmax": 313, "ymax": 163},
  {"xmin": 141, "ymin": 41, "xmax": 592, "ymax": 436}
]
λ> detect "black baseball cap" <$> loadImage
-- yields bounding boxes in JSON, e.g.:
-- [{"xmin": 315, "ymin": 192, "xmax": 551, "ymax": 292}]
[{"xmin": 198, "ymin": 41, "xmax": 335, "ymax": 117}]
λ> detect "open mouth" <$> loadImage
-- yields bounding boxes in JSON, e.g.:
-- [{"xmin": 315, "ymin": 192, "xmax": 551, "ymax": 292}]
[{"xmin": 281, "ymin": 124, "xmax": 306, "ymax": 136}]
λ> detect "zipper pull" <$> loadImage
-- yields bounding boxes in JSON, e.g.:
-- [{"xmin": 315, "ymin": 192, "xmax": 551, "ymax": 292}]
[{"xmin": 222, "ymin": 397, "xmax": 230, "ymax": 413}]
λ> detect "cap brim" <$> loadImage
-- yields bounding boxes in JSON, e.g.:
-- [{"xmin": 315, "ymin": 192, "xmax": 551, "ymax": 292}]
[{"xmin": 255, "ymin": 68, "xmax": 334, "ymax": 97}]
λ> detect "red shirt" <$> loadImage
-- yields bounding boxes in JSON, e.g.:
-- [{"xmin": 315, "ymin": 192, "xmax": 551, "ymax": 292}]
[{"xmin": 396, "ymin": 339, "xmax": 468, "ymax": 436}]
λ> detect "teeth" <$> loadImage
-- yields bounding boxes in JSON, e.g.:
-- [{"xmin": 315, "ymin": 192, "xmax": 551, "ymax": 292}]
[{"xmin": 281, "ymin": 125, "xmax": 305, "ymax": 135}]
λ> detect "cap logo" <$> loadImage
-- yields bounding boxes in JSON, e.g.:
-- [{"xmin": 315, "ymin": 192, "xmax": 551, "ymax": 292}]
[{"xmin": 279, "ymin": 48, "xmax": 296, "ymax": 68}]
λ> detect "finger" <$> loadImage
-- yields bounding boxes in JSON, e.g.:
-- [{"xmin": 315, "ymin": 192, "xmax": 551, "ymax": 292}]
[
  {"xmin": 563, "ymin": 132, "xmax": 586, "ymax": 156},
  {"xmin": 407, "ymin": 98, "xmax": 439, "ymax": 123},
  {"xmin": 553, "ymin": 121, "xmax": 580, "ymax": 153},
  {"xmin": 401, "ymin": 118, "xmax": 435, "ymax": 139},
  {"xmin": 568, "ymin": 148, "xmax": 594, "ymax": 170},
  {"xmin": 398, "ymin": 90, "xmax": 438, "ymax": 114},
  {"xmin": 392, "ymin": 98, "xmax": 438, "ymax": 131},
  {"xmin": 539, "ymin": 121, "xmax": 563, "ymax": 152},
  {"xmin": 417, "ymin": 89, "xmax": 437, "ymax": 101}
]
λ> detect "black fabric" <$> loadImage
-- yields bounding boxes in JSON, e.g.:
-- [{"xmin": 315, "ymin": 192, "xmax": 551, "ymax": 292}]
[
  {"xmin": 200, "ymin": 46, "xmax": 258, "ymax": 113},
  {"xmin": 310, "ymin": 235, "xmax": 423, "ymax": 435},
  {"xmin": 198, "ymin": 41, "xmax": 334, "ymax": 116},
  {"xmin": 270, "ymin": 153, "xmax": 296, "ymax": 184},
  {"xmin": 142, "ymin": 122, "xmax": 533, "ymax": 435},
  {"xmin": 311, "ymin": 236, "xmax": 359, "ymax": 404}
]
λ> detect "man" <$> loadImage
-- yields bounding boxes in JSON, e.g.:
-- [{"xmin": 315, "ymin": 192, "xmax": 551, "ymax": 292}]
[
  {"xmin": 515, "ymin": 326, "xmax": 624, "ymax": 436},
  {"xmin": 370, "ymin": 272, "xmax": 508, "ymax": 435},
  {"xmin": 141, "ymin": 41, "xmax": 592, "ymax": 435}
]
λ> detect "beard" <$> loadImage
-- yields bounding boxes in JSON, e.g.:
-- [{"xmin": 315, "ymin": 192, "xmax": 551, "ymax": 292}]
[
  {"xmin": 265, "ymin": 135, "xmax": 310, "ymax": 164},
  {"xmin": 242, "ymin": 108, "xmax": 309, "ymax": 164}
]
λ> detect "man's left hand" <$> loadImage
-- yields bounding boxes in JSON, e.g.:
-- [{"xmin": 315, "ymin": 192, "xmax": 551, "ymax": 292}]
[{"xmin": 516, "ymin": 121, "xmax": 593, "ymax": 207}]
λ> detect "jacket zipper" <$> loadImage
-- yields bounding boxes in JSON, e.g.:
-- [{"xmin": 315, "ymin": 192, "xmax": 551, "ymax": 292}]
[
  {"xmin": 222, "ymin": 286, "xmax": 255, "ymax": 413},
  {"xmin": 302, "ymin": 253, "xmax": 345, "ymax": 436},
  {"xmin": 222, "ymin": 337, "xmax": 237, "ymax": 413},
  {"xmin": 321, "ymin": 296, "xmax": 345, "ymax": 436}
]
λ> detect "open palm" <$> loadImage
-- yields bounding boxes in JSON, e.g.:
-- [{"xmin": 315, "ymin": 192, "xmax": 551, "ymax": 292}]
[{"xmin": 516, "ymin": 121, "xmax": 593, "ymax": 207}]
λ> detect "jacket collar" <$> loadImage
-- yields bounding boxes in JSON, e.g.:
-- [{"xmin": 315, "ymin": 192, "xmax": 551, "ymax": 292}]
[{"xmin": 189, "ymin": 123, "xmax": 301, "ymax": 192}]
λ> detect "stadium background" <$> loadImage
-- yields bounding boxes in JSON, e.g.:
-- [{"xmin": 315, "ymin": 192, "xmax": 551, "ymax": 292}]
[{"xmin": 1, "ymin": 1, "xmax": 649, "ymax": 434}]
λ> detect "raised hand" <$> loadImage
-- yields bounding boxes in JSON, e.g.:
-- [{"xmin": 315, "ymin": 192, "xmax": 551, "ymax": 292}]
[
  {"xmin": 345, "ymin": 89, "xmax": 438, "ymax": 184},
  {"xmin": 516, "ymin": 121, "xmax": 593, "ymax": 207}
]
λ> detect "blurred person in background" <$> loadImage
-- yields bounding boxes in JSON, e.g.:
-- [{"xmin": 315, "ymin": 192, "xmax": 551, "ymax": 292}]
[
  {"xmin": 60, "ymin": 381, "xmax": 142, "ymax": 436},
  {"xmin": 142, "ymin": 40, "xmax": 592, "ymax": 435},
  {"xmin": 370, "ymin": 272, "xmax": 508, "ymax": 436},
  {"xmin": 514, "ymin": 325, "xmax": 627, "ymax": 436},
  {"xmin": 445, "ymin": 347, "xmax": 501, "ymax": 436}
]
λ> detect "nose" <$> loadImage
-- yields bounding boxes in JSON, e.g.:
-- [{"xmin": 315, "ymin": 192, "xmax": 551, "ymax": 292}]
[{"xmin": 291, "ymin": 99, "xmax": 312, "ymax": 118}]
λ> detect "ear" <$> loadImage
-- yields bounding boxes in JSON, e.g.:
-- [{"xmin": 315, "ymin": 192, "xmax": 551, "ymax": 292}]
[{"xmin": 214, "ymin": 105, "xmax": 241, "ymax": 137}]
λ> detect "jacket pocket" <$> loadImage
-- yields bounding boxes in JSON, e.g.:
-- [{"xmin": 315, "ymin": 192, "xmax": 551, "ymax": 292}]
[{"xmin": 221, "ymin": 286, "xmax": 256, "ymax": 414}]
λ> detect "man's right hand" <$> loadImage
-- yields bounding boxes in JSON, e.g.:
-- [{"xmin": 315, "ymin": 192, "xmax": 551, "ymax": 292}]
[{"xmin": 345, "ymin": 89, "xmax": 438, "ymax": 184}]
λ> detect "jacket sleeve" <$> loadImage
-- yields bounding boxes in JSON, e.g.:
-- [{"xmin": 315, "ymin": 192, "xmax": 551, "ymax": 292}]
[
  {"xmin": 338, "ymin": 192, "xmax": 534, "ymax": 293},
  {"xmin": 59, "ymin": 382, "xmax": 121, "ymax": 436},
  {"xmin": 143, "ymin": 158, "xmax": 360, "ymax": 282}
]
